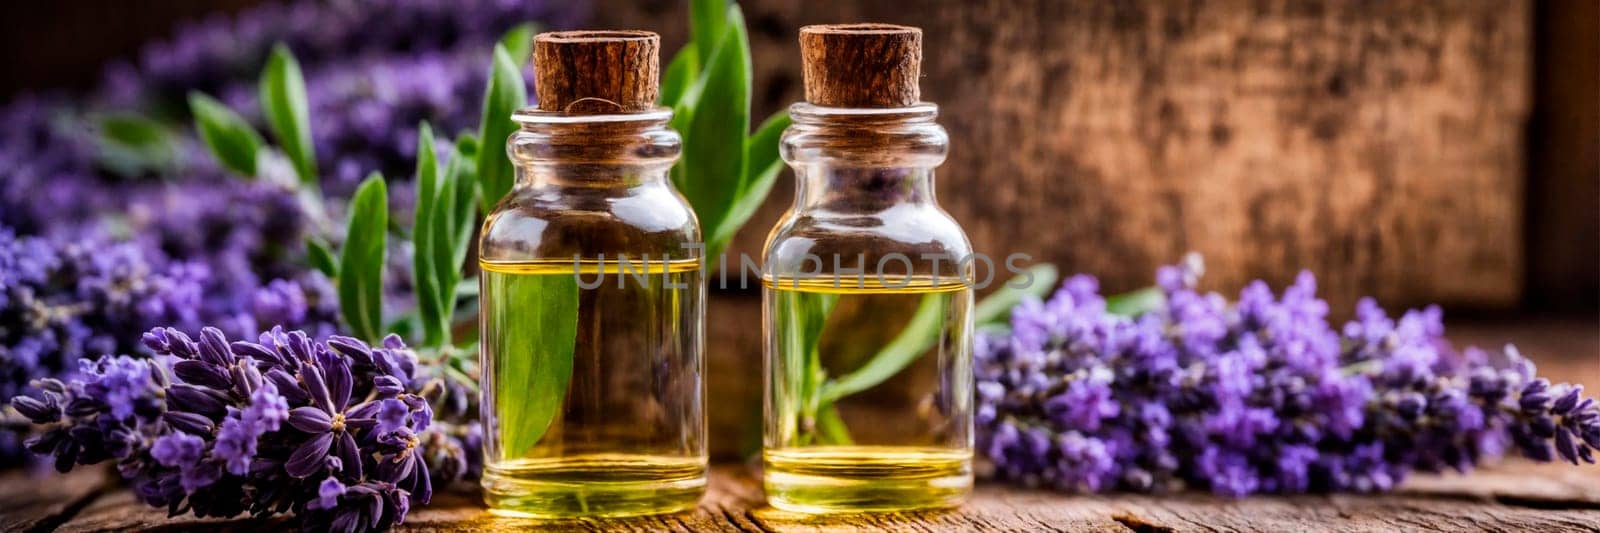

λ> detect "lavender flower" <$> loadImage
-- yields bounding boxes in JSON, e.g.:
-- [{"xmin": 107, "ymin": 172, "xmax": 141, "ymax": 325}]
[
  {"xmin": 975, "ymin": 255, "xmax": 1600, "ymax": 496},
  {"xmin": 0, "ymin": 0, "xmax": 581, "ymax": 480},
  {"xmin": 95, "ymin": 0, "xmax": 585, "ymax": 112},
  {"xmin": 10, "ymin": 327, "xmax": 433, "ymax": 531}
]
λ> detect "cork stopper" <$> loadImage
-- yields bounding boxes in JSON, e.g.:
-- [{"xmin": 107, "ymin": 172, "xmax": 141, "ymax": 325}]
[
  {"xmin": 533, "ymin": 30, "xmax": 660, "ymax": 114},
  {"xmin": 799, "ymin": 24, "xmax": 922, "ymax": 108}
]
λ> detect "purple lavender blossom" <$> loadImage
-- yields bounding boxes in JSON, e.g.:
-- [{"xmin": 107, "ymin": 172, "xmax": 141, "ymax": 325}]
[
  {"xmin": 0, "ymin": 0, "xmax": 578, "ymax": 481},
  {"xmin": 11, "ymin": 326, "xmax": 433, "ymax": 531},
  {"xmin": 975, "ymin": 255, "xmax": 1600, "ymax": 496}
]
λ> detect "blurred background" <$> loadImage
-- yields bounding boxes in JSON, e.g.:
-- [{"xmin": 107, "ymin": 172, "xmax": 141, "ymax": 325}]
[{"xmin": 2, "ymin": 0, "xmax": 1595, "ymax": 457}]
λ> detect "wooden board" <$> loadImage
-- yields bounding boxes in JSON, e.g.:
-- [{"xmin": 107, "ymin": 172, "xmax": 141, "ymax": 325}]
[
  {"xmin": 12, "ymin": 461, "xmax": 1600, "ymax": 532},
  {"xmin": 597, "ymin": 0, "xmax": 1532, "ymax": 314},
  {"xmin": 0, "ymin": 467, "xmax": 108, "ymax": 533}
]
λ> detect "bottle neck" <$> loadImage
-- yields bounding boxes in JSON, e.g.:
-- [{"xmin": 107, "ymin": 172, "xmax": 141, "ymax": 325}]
[
  {"xmin": 781, "ymin": 103, "xmax": 947, "ymax": 212},
  {"xmin": 508, "ymin": 107, "xmax": 680, "ymax": 189}
]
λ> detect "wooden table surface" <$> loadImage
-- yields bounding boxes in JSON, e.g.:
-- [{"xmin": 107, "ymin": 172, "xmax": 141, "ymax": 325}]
[
  {"xmin": 3, "ymin": 318, "xmax": 1596, "ymax": 532},
  {"xmin": 4, "ymin": 461, "xmax": 1600, "ymax": 532}
]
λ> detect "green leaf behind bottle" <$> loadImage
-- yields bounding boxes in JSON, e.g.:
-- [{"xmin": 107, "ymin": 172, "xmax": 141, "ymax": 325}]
[
  {"xmin": 488, "ymin": 271, "xmax": 580, "ymax": 459},
  {"xmin": 476, "ymin": 45, "xmax": 527, "ymax": 212},
  {"xmin": 498, "ymin": 23, "xmax": 537, "ymax": 67},
  {"xmin": 677, "ymin": 4, "xmax": 751, "ymax": 257}
]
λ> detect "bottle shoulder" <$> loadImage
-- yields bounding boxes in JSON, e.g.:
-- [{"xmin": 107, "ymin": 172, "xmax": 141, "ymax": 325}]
[
  {"xmin": 762, "ymin": 205, "xmax": 972, "ymax": 277},
  {"xmin": 479, "ymin": 185, "xmax": 701, "ymax": 261}
]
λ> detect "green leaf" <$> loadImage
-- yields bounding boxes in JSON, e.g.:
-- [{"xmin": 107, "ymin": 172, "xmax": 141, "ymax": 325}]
[
  {"xmin": 815, "ymin": 405, "xmax": 854, "ymax": 445},
  {"xmin": 677, "ymin": 5, "xmax": 751, "ymax": 253},
  {"xmin": 187, "ymin": 92, "xmax": 263, "ymax": 177},
  {"xmin": 412, "ymin": 123, "xmax": 447, "ymax": 347},
  {"xmin": 488, "ymin": 271, "xmax": 579, "ymax": 459},
  {"xmin": 259, "ymin": 44, "xmax": 316, "ymax": 185},
  {"xmin": 816, "ymin": 293, "xmax": 945, "ymax": 405},
  {"xmin": 476, "ymin": 45, "xmax": 527, "ymax": 212},
  {"xmin": 305, "ymin": 237, "xmax": 339, "ymax": 278},
  {"xmin": 446, "ymin": 135, "xmax": 481, "ymax": 259},
  {"xmin": 974, "ymin": 264, "xmax": 1060, "ymax": 324},
  {"xmin": 1105, "ymin": 286, "xmax": 1164, "ymax": 317},
  {"xmin": 339, "ymin": 174, "xmax": 387, "ymax": 342},
  {"xmin": 660, "ymin": 44, "xmax": 699, "ymax": 109},
  {"xmin": 774, "ymin": 288, "xmax": 839, "ymax": 444},
  {"xmin": 689, "ymin": 0, "xmax": 728, "ymax": 65},
  {"xmin": 416, "ymin": 128, "xmax": 483, "ymax": 349},
  {"xmin": 95, "ymin": 113, "xmax": 180, "ymax": 176},
  {"xmin": 708, "ymin": 110, "xmax": 790, "ymax": 254},
  {"xmin": 498, "ymin": 23, "xmax": 537, "ymax": 67},
  {"xmin": 808, "ymin": 265, "xmax": 1059, "ymax": 409}
]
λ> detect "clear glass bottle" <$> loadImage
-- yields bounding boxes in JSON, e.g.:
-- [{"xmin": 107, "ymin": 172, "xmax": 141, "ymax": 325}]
[
  {"xmin": 478, "ymin": 32, "xmax": 704, "ymax": 518},
  {"xmin": 761, "ymin": 99, "xmax": 975, "ymax": 513}
]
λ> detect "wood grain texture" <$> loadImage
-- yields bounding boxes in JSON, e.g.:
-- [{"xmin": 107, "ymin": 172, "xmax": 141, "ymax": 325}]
[
  {"xmin": 600, "ymin": 0, "xmax": 1532, "ymax": 314},
  {"xmin": 534, "ymin": 30, "xmax": 661, "ymax": 113},
  {"xmin": 1525, "ymin": 0, "xmax": 1600, "ymax": 312},
  {"xmin": 799, "ymin": 24, "xmax": 922, "ymax": 108},
  {"xmin": 15, "ymin": 462, "xmax": 1600, "ymax": 532},
  {"xmin": 0, "ymin": 467, "xmax": 108, "ymax": 533}
]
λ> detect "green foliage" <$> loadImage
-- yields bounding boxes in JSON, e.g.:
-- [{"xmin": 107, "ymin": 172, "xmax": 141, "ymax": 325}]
[
  {"xmin": 660, "ymin": 45, "xmax": 698, "ymax": 109},
  {"xmin": 187, "ymin": 92, "xmax": 263, "ymax": 177},
  {"xmin": 712, "ymin": 110, "xmax": 790, "ymax": 248},
  {"xmin": 413, "ymin": 123, "xmax": 480, "ymax": 348},
  {"xmin": 259, "ymin": 44, "xmax": 316, "ymax": 185},
  {"xmin": 817, "ymin": 294, "xmax": 946, "ymax": 405},
  {"xmin": 776, "ymin": 289, "xmax": 839, "ymax": 445},
  {"xmin": 498, "ymin": 23, "xmax": 537, "ymax": 67},
  {"xmin": 974, "ymin": 264, "xmax": 1060, "ymax": 324},
  {"xmin": 444, "ymin": 134, "xmax": 481, "ymax": 266},
  {"xmin": 339, "ymin": 175, "xmax": 388, "ymax": 342},
  {"xmin": 486, "ymin": 272, "xmax": 580, "ymax": 458},
  {"xmin": 95, "ymin": 113, "xmax": 180, "ymax": 176},
  {"xmin": 412, "ymin": 124, "xmax": 449, "ymax": 347},
  {"xmin": 800, "ymin": 265, "xmax": 1062, "ymax": 443},
  {"xmin": 678, "ymin": 4, "xmax": 751, "ymax": 258},
  {"xmin": 305, "ymin": 237, "xmax": 339, "ymax": 279},
  {"xmin": 1105, "ymin": 286, "xmax": 1163, "ymax": 317},
  {"xmin": 667, "ymin": 2, "xmax": 787, "ymax": 260},
  {"xmin": 475, "ymin": 44, "xmax": 526, "ymax": 212}
]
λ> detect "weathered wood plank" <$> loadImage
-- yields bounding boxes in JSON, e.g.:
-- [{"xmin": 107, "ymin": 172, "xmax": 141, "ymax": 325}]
[
  {"xmin": 1401, "ymin": 460, "xmax": 1600, "ymax": 509},
  {"xmin": 600, "ymin": 0, "xmax": 1533, "ymax": 313},
  {"xmin": 0, "ymin": 466, "xmax": 110, "ymax": 533},
  {"xmin": 40, "ymin": 462, "xmax": 1600, "ymax": 532},
  {"xmin": 59, "ymin": 489, "xmax": 290, "ymax": 533}
]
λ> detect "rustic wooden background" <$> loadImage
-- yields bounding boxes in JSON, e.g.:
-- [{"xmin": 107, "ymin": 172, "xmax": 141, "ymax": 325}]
[
  {"xmin": 3, "ymin": 0, "xmax": 1595, "ymax": 460},
  {"xmin": 587, "ymin": 0, "xmax": 1600, "ymax": 456},
  {"xmin": 3, "ymin": 0, "xmax": 1594, "ymax": 314},
  {"xmin": 598, "ymin": 0, "xmax": 1572, "ymax": 314}
]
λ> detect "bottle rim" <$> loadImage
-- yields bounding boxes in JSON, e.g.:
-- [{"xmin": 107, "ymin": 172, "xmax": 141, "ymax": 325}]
[
  {"xmin": 512, "ymin": 105, "xmax": 673, "ymax": 125},
  {"xmin": 789, "ymin": 102, "xmax": 938, "ymax": 121}
]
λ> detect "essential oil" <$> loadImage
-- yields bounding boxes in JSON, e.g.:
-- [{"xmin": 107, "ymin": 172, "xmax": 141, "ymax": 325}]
[
  {"xmin": 478, "ymin": 31, "xmax": 705, "ymax": 518},
  {"xmin": 480, "ymin": 258, "xmax": 704, "ymax": 517},
  {"xmin": 764, "ymin": 277, "xmax": 973, "ymax": 512},
  {"xmin": 762, "ymin": 23, "xmax": 975, "ymax": 513}
]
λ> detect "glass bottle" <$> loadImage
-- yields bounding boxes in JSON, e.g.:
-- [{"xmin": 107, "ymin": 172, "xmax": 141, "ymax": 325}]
[
  {"xmin": 762, "ymin": 24, "xmax": 974, "ymax": 513},
  {"xmin": 478, "ymin": 31, "xmax": 705, "ymax": 518}
]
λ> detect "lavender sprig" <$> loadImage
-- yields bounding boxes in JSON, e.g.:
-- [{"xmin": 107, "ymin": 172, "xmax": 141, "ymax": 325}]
[
  {"xmin": 975, "ymin": 256, "xmax": 1600, "ymax": 496},
  {"xmin": 11, "ymin": 326, "xmax": 433, "ymax": 530}
]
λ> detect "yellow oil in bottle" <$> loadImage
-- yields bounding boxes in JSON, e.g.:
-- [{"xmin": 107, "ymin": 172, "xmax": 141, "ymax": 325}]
[
  {"xmin": 480, "ymin": 258, "xmax": 705, "ymax": 518},
  {"xmin": 763, "ymin": 276, "xmax": 974, "ymax": 513}
]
